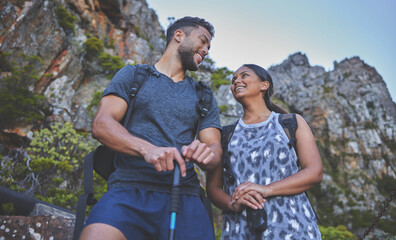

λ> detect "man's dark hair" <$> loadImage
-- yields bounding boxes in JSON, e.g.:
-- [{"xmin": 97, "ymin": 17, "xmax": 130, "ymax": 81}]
[{"xmin": 165, "ymin": 16, "xmax": 214, "ymax": 47}]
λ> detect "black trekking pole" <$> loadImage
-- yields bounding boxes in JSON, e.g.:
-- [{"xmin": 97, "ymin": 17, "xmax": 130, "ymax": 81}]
[{"xmin": 168, "ymin": 161, "xmax": 181, "ymax": 240}]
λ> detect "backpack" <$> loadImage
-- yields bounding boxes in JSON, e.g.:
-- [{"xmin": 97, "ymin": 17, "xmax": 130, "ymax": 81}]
[
  {"xmin": 73, "ymin": 64, "xmax": 214, "ymax": 240},
  {"xmin": 220, "ymin": 113, "xmax": 320, "ymax": 224}
]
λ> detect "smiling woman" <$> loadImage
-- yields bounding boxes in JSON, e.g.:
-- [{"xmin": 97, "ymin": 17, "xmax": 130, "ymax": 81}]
[{"xmin": 206, "ymin": 64, "xmax": 323, "ymax": 239}]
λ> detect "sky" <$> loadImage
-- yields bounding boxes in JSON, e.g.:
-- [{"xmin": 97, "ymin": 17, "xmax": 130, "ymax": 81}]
[{"xmin": 147, "ymin": 0, "xmax": 396, "ymax": 102}]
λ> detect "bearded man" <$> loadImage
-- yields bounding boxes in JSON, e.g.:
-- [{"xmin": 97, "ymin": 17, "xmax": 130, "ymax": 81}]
[{"xmin": 79, "ymin": 17, "xmax": 221, "ymax": 240}]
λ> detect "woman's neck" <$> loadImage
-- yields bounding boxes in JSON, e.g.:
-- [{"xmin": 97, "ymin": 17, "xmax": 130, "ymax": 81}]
[{"xmin": 242, "ymin": 102, "xmax": 272, "ymax": 124}]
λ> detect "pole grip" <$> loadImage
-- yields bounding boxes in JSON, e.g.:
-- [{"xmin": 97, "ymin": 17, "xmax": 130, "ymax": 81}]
[{"xmin": 169, "ymin": 164, "xmax": 181, "ymax": 214}]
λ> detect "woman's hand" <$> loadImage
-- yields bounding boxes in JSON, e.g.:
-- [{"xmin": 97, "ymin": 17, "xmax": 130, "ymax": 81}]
[
  {"xmin": 231, "ymin": 181, "xmax": 270, "ymax": 208},
  {"xmin": 230, "ymin": 184, "xmax": 266, "ymax": 211}
]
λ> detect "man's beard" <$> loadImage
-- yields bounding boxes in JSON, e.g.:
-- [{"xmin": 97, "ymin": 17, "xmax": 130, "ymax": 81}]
[{"xmin": 178, "ymin": 41, "xmax": 198, "ymax": 71}]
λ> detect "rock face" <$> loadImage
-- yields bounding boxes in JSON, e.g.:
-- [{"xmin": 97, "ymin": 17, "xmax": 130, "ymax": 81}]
[
  {"xmin": 0, "ymin": 216, "xmax": 74, "ymax": 240},
  {"xmin": 1, "ymin": 0, "xmax": 396, "ymax": 237},
  {"xmin": 1, "ymin": 0, "xmax": 165, "ymax": 131}
]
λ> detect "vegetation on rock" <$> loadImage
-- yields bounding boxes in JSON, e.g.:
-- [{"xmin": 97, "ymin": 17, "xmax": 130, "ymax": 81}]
[
  {"xmin": 0, "ymin": 52, "xmax": 50, "ymax": 129},
  {"xmin": 55, "ymin": 6, "xmax": 77, "ymax": 33}
]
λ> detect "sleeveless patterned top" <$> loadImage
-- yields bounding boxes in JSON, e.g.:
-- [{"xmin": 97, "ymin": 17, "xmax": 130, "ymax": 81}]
[{"xmin": 221, "ymin": 112, "xmax": 321, "ymax": 240}]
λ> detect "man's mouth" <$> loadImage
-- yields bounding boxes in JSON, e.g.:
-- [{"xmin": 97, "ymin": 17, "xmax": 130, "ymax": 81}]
[{"xmin": 195, "ymin": 52, "xmax": 204, "ymax": 64}]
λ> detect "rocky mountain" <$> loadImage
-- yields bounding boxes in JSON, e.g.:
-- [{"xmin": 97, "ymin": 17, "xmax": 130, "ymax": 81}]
[{"xmin": 1, "ymin": 0, "xmax": 395, "ymax": 238}]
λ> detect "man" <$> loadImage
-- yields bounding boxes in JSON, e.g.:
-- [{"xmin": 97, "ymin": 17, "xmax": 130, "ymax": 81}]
[{"xmin": 79, "ymin": 17, "xmax": 222, "ymax": 240}]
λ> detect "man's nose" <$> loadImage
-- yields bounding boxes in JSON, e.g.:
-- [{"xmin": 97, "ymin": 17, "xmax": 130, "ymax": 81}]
[{"xmin": 203, "ymin": 46, "xmax": 209, "ymax": 55}]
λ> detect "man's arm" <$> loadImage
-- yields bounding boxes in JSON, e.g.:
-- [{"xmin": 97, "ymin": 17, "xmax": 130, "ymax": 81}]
[
  {"xmin": 92, "ymin": 95, "xmax": 187, "ymax": 176},
  {"xmin": 181, "ymin": 127, "xmax": 222, "ymax": 171}
]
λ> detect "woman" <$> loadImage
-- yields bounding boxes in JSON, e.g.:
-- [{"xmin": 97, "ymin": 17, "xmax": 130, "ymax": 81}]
[{"xmin": 207, "ymin": 64, "xmax": 323, "ymax": 239}]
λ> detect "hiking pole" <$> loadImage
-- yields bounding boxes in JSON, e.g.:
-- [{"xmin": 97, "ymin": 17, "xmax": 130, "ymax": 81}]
[{"xmin": 168, "ymin": 161, "xmax": 181, "ymax": 240}]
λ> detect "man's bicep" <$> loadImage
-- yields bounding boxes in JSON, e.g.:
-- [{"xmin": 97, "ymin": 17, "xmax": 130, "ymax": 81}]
[{"xmin": 95, "ymin": 95, "xmax": 128, "ymax": 122}]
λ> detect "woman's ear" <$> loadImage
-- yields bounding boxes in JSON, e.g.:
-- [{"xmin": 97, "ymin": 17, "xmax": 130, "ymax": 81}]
[{"xmin": 260, "ymin": 81, "xmax": 270, "ymax": 91}]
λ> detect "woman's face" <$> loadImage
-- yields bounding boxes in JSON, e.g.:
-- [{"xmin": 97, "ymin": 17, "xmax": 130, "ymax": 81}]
[{"xmin": 231, "ymin": 66, "xmax": 267, "ymax": 102}]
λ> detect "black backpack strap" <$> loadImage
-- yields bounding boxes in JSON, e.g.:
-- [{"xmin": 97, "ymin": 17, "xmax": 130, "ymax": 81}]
[
  {"xmin": 195, "ymin": 81, "xmax": 212, "ymax": 119},
  {"xmin": 278, "ymin": 113, "xmax": 297, "ymax": 150},
  {"xmin": 73, "ymin": 64, "xmax": 150, "ymax": 240},
  {"xmin": 221, "ymin": 121, "xmax": 238, "ymax": 152},
  {"xmin": 123, "ymin": 64, "xmax": 149, "ymax": 125},
  {"xmin": 73, "ymin": 151, "xmax": 97, "ymax": 240},
  {"xmin": 220, "ymin": 121, "xmax": 238, "ymax": 186}
]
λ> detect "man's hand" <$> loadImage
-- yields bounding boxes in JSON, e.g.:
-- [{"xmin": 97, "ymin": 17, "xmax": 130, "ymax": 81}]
[
  {"xmin": 144, "ymin": 146, "xmax": 186, "ymax": 177},
  {"xmin": 181, "ymin": 140, "xmax": 215, "ymax": 167}
]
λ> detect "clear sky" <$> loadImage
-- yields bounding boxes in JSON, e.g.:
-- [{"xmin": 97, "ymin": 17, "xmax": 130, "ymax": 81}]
[{"xmin": 147, "ymin": 0, "xmax": 396, "ymax": 102}]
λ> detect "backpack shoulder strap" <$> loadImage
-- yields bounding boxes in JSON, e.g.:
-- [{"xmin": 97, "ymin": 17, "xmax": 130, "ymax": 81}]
[
  {"xmin": 221, "ymin": 121, "xmax": 238, "ymax": 152},
  {"xmin": 195, "ymin": 81, "xmax": 213, "ymax": 119},
  {"xmin": 278, "ymin": 113, "xmax": 298, "ymax": 150},
  {"xmin": 122, "ymin": 64, "xmax": 150, "ymax": 126}
]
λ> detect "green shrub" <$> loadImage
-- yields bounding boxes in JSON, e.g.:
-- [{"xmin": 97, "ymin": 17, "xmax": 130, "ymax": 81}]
[
  {"xmin": 0, "ymin": 52, "xmax": 49, "ymax": 129},
  {"xmin": 210, "ymin": 67, "xmax": 232, "ymax": 90},
  {"xmin": 55, "ymin": 6, "xmax": 77, "ymax": 33},
  {"xmin": 200, "ymin": 57, "xmax": 216, "ymax": 72},
  {"xmin": 319, "ymin": 225, "xmax": 357, "ymax": 240},
  {"xmin": 218, "ymin": 105, "xmax": 229, "ymax": 113},
  {"xmin": 0, "ymin": 203, "xmax": 16, "ymax": 215},
  {"xmin": 88, "ymin": 90, "xmax": 104, "ymax": 116},
  {"xmin": 83, "ymin": 37, "xmax": 104, "ymax": 58},
  {"xmin": 99, "ymin": 53, "xmax": 125, "ymax": 78},
  {"xmin": 24, "ymin": 122, "xmax": 97, "ymax": 209}
]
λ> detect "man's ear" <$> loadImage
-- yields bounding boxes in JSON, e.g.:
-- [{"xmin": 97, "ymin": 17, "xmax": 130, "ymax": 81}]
[
  {"xmin": 174, "ymin": 29, "xmax": 186, "ymax": 43},
  {"xmin": 260, "ymin": 81, "xmax": 270, "ymax": 91}
]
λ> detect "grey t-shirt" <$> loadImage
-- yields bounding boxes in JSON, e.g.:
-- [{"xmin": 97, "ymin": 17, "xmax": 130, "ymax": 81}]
[{"xmin": 102, "ymin": 65, "xmax": 221, "ymax": 194}]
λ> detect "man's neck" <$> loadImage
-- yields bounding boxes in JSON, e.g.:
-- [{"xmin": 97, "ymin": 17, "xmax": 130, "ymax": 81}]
[{"xmin": 155, "ymin": 51, "xmax": 186, "ymax": 82}]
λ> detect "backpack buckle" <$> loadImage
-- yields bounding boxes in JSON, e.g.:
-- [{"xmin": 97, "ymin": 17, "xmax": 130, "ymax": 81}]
[
  {"xmin": 130, "ymin": 87, "xmax": 138, "ymax": 97},
  {"xmin": 87, "ymin": 193, "xmax": 97, "ymax": 206}
]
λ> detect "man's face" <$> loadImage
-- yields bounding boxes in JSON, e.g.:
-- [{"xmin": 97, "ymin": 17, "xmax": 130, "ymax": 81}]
[{"xmin": 178, "ymin": 26, "xmax": 211, "ymax": 71}]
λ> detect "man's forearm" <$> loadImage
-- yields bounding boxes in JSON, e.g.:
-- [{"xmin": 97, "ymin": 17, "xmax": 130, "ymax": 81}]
[{"xmin": 92, "ymin": 115, "xmax": 154, "ymax": 158}]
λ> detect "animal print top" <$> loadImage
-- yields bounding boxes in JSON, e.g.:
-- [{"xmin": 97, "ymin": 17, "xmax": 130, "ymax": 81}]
[{"xmin": 221, "ymin": 112, "xmax": 321, "ymax": 240}]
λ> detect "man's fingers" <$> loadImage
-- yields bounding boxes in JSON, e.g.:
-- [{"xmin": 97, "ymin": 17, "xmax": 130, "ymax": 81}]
[
  {"xmin": 151, "ymin": 158, "xmax": 162, "ymax": 172},
  {"xmin": 182, "ymin": 145, "xmax": 194, "ymax": 162},
  {"xmin": 191, "ymin": 142, "xmax": 206, "ymax": 162},
  {"xmin": 173, "ymin": 148, "xmax": 186, "ymax": 177},
  {"xmin": 181, "ymin": 146, "xmax": 189, "ymax": 162},
  {"xmin": 159, "ymin": 151, "xmax": 169, "ymax": 172},
  {"xmin": 202, "ymin": 151, "xmax": 215, "ymax": 164}
]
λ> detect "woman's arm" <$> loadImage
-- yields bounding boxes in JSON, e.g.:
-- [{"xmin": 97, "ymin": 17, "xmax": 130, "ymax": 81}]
[
  {"xmin": 232, "ymin": 114, "xmax": 323, "ymax": 201},
  {"xmin": 206, "ymin": 160, "xmax": 265, "ymax": 212}
]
